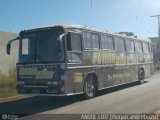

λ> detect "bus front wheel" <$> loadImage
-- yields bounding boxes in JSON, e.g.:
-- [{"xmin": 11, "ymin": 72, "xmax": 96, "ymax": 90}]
[{"xmin": 84, "ymin": 76, "xmax": 96, "ymax": 99}]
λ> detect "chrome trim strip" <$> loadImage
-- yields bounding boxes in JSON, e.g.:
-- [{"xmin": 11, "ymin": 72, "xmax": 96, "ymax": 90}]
[
  {"xmin": 16, "ymin": 62, "xmax": 153, "ymax": 67},
  {"xmin": 19, "ymin": 92, "xmax": 84, "ymax": 97},
  {"xmin": 24, "ymin": 85, "xmax": 48, "ymax": 88},
  {"xmin": 67, "ymin": 62, "xmax": 153, "ymax": 69},
  {"xmin": 16, "ymin": 63, "xmax": 65, "ymax": 66}
]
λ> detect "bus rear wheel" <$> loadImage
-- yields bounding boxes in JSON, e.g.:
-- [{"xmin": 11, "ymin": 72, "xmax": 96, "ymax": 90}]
[
  {"xmin": 84, "ymin": 76, "xmax": 96, "ymax": 99},
  {"xmin": 138, "ymin": 69, "xmax": 144, "ymax": 84}
]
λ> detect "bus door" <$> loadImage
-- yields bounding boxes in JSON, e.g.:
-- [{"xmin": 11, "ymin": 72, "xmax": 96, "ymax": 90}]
[{"xmin": 66, "ymin": 31, "xmax": 83, "ymax": 93}]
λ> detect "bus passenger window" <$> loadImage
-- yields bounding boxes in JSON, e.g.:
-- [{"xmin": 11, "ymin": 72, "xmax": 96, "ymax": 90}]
[
  {"xmin": 67, "ymin": 32, "xmax": 82, "ymax": 51},
  {"xmin": 108, "ymin": 36, "xmax": 113, "ymax": 50},
  {"xmin": 115, "ymin": 37, "xmax": 125, "ymax": 51},
  {"xmin": 143, "ymin": 42, "xmax": 149, "ymax": 53},
  {"xmin": 83, "ymin": 32, "xmax": 92, "ymax": 49},
  {"xmin": 126, "ymin": 40, "xmax": 134, "ymax": 52},
  {"xmin": 101, "ymin": 35, "xmax": 113, "ymax": 50},
  {"xmin": 101, "ymin": 35, "xmax": 108, "ymax": 50},
  {"xmin": 92, "ymin": 33, "xmax": 99, "ymax": 49},
  {"xmin": 130, "ymin": 40, "xmax": 135, "ymax": 52},
  {"xmin": 135, "ymin": 41, "xmax": 143, "ymax": 53},
  {"xmin": 149, "ymin": 43, "xmax": 153, "ymax": 53}
]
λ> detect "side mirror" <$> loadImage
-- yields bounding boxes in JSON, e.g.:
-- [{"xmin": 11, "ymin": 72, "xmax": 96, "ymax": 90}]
[
  {"xmin": 6, "ymin": 43, "xmax": 11, "ymax": 55},
  {"xmin": 6, "ymin": 37, "xmax": 19, "ymax": 55}
]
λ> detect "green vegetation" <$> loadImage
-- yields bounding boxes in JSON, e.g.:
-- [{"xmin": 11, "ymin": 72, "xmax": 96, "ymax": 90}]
[
  {"xmin": 0, "ymin": 31, "xmax": 18, "ymax": 98},
  {"xmin": 0, "ymin": 66, "xmax": 17, "ymax": 98}
]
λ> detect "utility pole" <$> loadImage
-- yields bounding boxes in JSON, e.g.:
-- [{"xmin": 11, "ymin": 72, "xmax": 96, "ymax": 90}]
[{"xmin": 151, "ymin": 15, "xmax": 160, "ymax": 37}]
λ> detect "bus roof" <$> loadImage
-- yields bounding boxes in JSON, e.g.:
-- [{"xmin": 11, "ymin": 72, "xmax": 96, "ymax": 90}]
[{"xmin": 25, "ymin": 24, "xmax": 151, "ymax": 43}]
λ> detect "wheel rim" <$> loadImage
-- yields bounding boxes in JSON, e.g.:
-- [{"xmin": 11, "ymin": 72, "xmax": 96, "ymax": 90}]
[{"xmin": 85, "ymin": 79, "xmax": 95, "ymax": 97}]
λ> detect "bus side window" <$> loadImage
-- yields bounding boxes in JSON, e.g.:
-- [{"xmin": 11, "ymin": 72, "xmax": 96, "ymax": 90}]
[
  {"xmin": 135, "ymin": 41, "xmax": 138, "ymax": 52},
  {"xmin": 142, "ymin": 42, "xmax": 149, "ymax": 53},
  {"xmin": 108, "ymin": 36, "xmax": 114, "ymax": 50},
  {"xmin": 131, "ymin": 40, "xmax": 135, "ymax": 52},
  {"xmin": 135, "ymin": 41, "xmax": 143, "ymax": 53},
  {"xmin": 147, "ymin": 43, "xmax": 150, "ymax": 53},
  {"xmin": 83, "ymin": 32, "xmax": 92, "ymax": 49},
  {"xmin": 101, "ymin": 35, "xmax": 108, "ymax": 50},
  {"xmin": 101, "ymin": 35, "xmax": 113, "ymax": 50},
  {"xmin": 114, "ymin": 37, "xmax": 125, "ymax": 51},
  {"xmin": 67, "ymin": 32, "xmax": 82, "ymax": 51},
  {"xmin": 92, "ymin": 33, "xmax": 99, "ymax": 49},
  {"xmin": 148, "ymin": 43, "xmax": 153, "ymax": 53},
  {"xmin": 126, "ymin": 39, "xmax": 131, "ymax": 52},
  {"xmin": 140, "ymin": 42, "xmax": 143, "ymax": 53},
  {"xmin": 150, "ymin": 44, "xmax": 153, "ymax": 53},
  {"xmin": 114, "ymin": 37, "xmax": 119, "ymax": 51},
  {"xmin": 126, "ymin": 40, "xmax": 135, "ymax": 52}
]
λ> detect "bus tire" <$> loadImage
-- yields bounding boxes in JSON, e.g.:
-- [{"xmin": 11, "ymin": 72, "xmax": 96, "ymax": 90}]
[
  {"xmin": 84, "ymin": 75, "xmax": 96, "ymax": 99},
  {"xmin": 138, "ymin": 69, "xmax": 144, "ymax": 84}
]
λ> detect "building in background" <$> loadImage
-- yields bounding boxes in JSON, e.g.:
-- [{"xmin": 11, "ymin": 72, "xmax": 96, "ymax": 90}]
[
  {"xmin": 0, "ymin": 32, "xmax": 18, "ymax": 74},
  {"xmin": 150, "ymin": 37, "xmax": 160, "ymax": 69},
  {"xmin": 150, "ymin": 15, "xmax": 160, "ymax": 69}
]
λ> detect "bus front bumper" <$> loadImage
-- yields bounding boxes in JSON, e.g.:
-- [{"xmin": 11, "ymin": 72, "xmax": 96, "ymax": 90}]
[{"xmin": 16, "ymin": 85, "xmax": 65, "ymax": 95}]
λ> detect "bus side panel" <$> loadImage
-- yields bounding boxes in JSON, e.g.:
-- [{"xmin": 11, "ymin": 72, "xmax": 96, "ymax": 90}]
[
  {"xmin": 65, "ymin": 67, "xmax": 94, "ymax": 94},
  {"xmin": 130, "ymin": 65, "xmax": 139, "ymax": 82},
  {"xmin": 140, "ymin": 63, "xmax": 154, "ymax": 78},
  {"xmin": 113, "ymin": 65, "xmax": 138, "ymax": 86},
  {"xmin": 150, "ymin": 63, "xmax": 154, "ymax": 75},
  {"xmin": 73, "ymin": 68, "xmax": 92, "ymax": 93},
  {"xmin": 64, "ymin": 69, "xmax": 75, "ymax": 94},
  {"xmin": 99, "ymin": 66, "xmax": 113, "ymax": 88},
  {"xmin": 99, "ymin": 64, "xmax": 139, "ymax": 89}
]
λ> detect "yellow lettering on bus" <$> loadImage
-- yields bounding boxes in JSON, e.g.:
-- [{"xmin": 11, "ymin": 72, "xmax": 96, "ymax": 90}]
[{"xmin": 74, "ymin": 72, "xmax": 83, "ymax": 83}]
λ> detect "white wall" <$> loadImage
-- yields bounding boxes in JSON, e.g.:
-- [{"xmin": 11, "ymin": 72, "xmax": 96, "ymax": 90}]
[{"xmin": 0, "ymin": 32, "xmax": 18, "ymax": 74}]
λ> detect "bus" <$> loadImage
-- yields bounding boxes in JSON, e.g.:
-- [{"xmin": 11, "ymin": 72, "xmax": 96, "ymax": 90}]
[{"xmin": 6, "ymin": 24, "xmax": 154, "ymax": 99}]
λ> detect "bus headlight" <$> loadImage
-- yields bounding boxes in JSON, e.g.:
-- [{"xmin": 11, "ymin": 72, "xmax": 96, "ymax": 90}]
[
  {"xmin": 17, "ymin": 81, "xmax": 25, "ymax": 85},
  {"xmin": 47, "ymin": 81, "xmax": 58, "ymax": 86},
  {"xmin": 60, "ymin": 86, "xmax": 65, "ymax": 92},
  {"xmin": 60, "ymin": 64, "xmax": 66, "ymax": 70},
  {"xmin": 60, "ymin": 75, "xmax": 65, "ymax": 81}
]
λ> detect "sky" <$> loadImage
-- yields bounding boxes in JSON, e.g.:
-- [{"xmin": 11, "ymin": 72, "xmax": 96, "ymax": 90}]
[{"xmin": 0, "ymin": 0, "xmax": 160, "ymax": 37}]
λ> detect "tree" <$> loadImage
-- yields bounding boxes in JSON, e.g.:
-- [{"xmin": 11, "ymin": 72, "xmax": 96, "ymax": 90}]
[{"xmin": 119, "ymin": 32, "xmax": 134, "ymax": 36}]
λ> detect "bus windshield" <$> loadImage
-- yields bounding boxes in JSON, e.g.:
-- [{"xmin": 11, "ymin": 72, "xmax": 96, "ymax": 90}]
[{"xmin": 19, "ymin": 29, "xmax": 64, "ymax": 64}]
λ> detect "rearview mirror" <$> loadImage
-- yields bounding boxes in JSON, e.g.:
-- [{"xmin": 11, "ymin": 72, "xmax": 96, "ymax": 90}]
[
  {"xmin": 6, "ymin": 43, "xmax": 11, "ymax": 55},
  {"xmin": 6, "ymin": 37, "xmax": 19, "ymax": 55}
]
